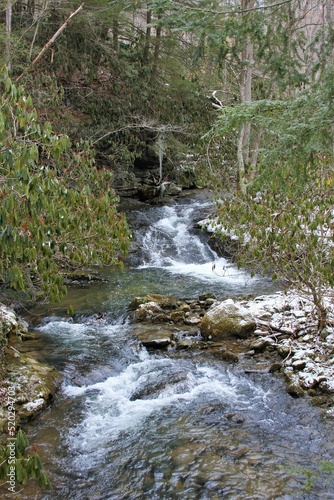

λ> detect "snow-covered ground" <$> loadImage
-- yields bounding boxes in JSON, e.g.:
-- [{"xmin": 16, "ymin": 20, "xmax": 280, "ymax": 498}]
[{"xmin": 235, "ymin": 290, "xmax": 334, "ymax": 417}]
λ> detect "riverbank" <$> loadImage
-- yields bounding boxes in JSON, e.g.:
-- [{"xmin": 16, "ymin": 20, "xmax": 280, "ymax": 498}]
[
  {"xmin": 129, "ymin": 289, "xmax": 334, "ymax": 418},
  {"xmin": 0, "ymin": 304, "xmax": 62, "ymax": 434}
]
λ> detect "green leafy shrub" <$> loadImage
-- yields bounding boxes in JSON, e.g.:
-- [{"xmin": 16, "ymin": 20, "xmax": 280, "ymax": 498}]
[
  {"xmin": 0, "ymin": 429, "xmax": 51, "ymax": 490},
  {"xmin": 0, "ymin": 67, "xmax": 130, "ymax": 303}
]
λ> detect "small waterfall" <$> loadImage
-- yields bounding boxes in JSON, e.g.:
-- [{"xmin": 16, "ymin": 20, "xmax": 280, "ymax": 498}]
[{"xmin": 131, "ymin": 198, "xmax": 254, "ymax": 288}]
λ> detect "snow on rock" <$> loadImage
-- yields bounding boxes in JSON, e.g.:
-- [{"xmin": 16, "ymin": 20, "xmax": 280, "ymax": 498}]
[
  {"xmin": 200, "ymin": 299, "xmax": 256, "ymax": 340},
  {"xmin": 23, "ymin": 398, "xmax": 46, "ymax": 415},
  {"xmin": 226, "ymin": 289, "xmax": 334, "ymax": 417},
  {"xmin": 0, "ymin": 302, "xmax": 63, "ymax": 426}
]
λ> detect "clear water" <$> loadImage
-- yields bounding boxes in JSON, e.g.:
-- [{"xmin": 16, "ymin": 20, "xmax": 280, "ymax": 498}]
[{"xmin": 23, "ymin": 196, "xmax": 334, "ymax": 499}]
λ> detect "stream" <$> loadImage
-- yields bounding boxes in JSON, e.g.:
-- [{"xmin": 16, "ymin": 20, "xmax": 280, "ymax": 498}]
[{"xmin": 24, "ymin": 194, "xmax": 334, "ymax": 499}]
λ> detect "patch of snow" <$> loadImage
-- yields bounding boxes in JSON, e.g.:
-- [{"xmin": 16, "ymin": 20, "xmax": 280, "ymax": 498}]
[{"xmin": 23, "ymin": 398, "xmax": 45, "ymax": 412}]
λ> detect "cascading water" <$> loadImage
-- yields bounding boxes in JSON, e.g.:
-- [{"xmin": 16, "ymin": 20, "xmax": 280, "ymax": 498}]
[
  {"xmin": 127, "ymin": 196, "xmax": 273, "ymax": 297},
  {"xmin": 23, "ymin": 195, "xmax": 334, "ymax": 499}
]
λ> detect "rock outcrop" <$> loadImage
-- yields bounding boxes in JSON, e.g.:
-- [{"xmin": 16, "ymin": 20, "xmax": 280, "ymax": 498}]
[{"xmin": 0, "ymin": 304, "xmax": 62, "ymax": 431}]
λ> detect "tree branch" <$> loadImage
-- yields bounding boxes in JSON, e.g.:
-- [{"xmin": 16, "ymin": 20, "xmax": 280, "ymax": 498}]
[
  {"xmin": 16, "ymin": 3, "xmax": 84, "ymax": 83},
  {"xmin": 91, "ymin": 122, "xmax": 190, "ymax": 144},
  {"xmin": 173, "ymin": 0, "xmax": 292, "ymax": 16}
]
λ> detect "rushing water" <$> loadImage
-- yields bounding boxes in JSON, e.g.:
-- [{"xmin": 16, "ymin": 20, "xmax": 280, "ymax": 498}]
[{"xmin": 24, "ymin": 195, "xmax": 334, "ymax": 499}]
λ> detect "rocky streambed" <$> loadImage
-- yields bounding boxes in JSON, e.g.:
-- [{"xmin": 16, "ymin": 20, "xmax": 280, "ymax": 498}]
[
  {"xmin": 0, "ymin": 304, "xmax": 62, "ymax": 432},
  {"xmin": 129, "ymin": 290, "xmax": 334, "ymax": 417},
  {"xmin": 2, "ymin": 284, "xmax": 334, "ymax": 431}
]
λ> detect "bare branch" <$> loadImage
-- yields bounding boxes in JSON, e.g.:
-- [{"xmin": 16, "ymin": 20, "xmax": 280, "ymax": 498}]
[
  {"xmin": 16, "ymin": 3, "xmax": 84, "ymax": 83},
  {"xmin": 172, "ymin": 0, "xmax": 292, "ymax": 16},
  {"xmin": 92, "ymin": 122, "xmax": 190, "ymax": 144}
]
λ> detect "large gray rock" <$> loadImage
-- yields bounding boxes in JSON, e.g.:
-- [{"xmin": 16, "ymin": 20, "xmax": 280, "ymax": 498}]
[{"xmin": 200, "ymin": 299, "xmax": 256, "ymax": 340}]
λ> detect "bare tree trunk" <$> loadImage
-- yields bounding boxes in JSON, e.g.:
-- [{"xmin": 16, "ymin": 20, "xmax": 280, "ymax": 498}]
[
  {"xmin": 33, "ymin": 0, "xmax": 47, "ymax": 23},
  {"xmin": 143, "ymin": 9, "xmax": 152, "ymax": 66},
  {"xmin": 113, "ymin": 19, "xmax": 119, "ymax": 53},
  {"xmin": 325, "ymin": 0, "xmax": 333, "ymax": 25},
  {"xmin": 237, "ymin": 0, "xmax": 254, "ymax": 193},
  {"xmin": 152, "ymin": 15, "xmax": 162, "ymax": 79},
  {"xmin": 29, "ymin": 0, "xmax": 50, "ymax": 61},
  {"xmin": 237, "ymin": 126, "xmax": 247, "ymax": 194},
  {"xmin": 240, "ymin": 33, "xmax": 253, "ymax": 162},
  {"xmin": 312, "ymin": 290, "xmax": 328, "ymax": 332},
  {"xmin": 325, "ymin": 0, "xmax": 334, "ymax": 64},
  {"xmin": 6, "ymin": 0, "xmax": 12, "ymax": 71}
]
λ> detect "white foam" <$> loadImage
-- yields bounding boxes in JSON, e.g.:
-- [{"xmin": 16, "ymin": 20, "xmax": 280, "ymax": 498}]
[{"xmin": 64, "ymin": 360, "xmax": 246, "ymax": 453}]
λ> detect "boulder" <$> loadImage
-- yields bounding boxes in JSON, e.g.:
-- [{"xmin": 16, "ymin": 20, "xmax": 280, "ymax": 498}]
[
  {"xmin": 200, "ymin": 299, "xmax": 256, "ymax": 341},
  {"xmin": 248, "ymin": 337, "xmax": 275, "ymax": 353},
  {"xmin": 132, "ymin": 302, "xmax": 165, "ymax": 321},
  {"xmin": 129, "ymin": 294, "xmax": 177, "ymax": 310},
  {"xmin": 286, "ymin": 382, "xmax": 305, "ymax": 398},
  {"xmin": 214, "ymin": 348, "xmax": 239, "ymax": 363},
  {"xmin": 176, "ymin": 339, "xmax": 194, "ymax": 350},
  {"xmin": 137, "ymin": 329, "xmax": 173, "ymax": 349}
]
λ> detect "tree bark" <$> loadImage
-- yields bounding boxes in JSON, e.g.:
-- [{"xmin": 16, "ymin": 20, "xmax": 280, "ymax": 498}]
[
  {"xmin": 29, "ymin": 0, "xmax": 50, "ymax": 61},
  {"xmin": 310, "ymin": 285, "xmax": 327, "ymax": 331},
  {"xmin": 237, "ymin": 0, "xmax": 255, "ymax": 192},
  {"xmin": 6, "ymin": 0, "xmax": 12, "ymax": 71},
  {"xmin": 113, "ymin": 19, "xmax": 119, "ymax": 53},
  {"xmin": 152, "ymin": 15, "xmax": 162, "ymax": 79},
  {"xmin": 143, "ymin": 9, "xmax": 152, "ymax": 66},
  {"xmin": 33, "ymin": 0, "xmax": 48, "ymax": 23}
]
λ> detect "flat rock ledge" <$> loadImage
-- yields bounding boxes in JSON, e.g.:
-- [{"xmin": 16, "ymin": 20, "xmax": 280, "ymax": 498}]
[
  {"xmin": 0, "ymin": 304, "xmax": 63, "ymax": 433},
  {"xmin": 130, "ymin": 290, "xmax": 334, "ymax": 418}
]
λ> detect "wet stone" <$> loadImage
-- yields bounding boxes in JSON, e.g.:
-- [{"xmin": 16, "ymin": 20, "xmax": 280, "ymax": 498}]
[
  {"xmin": 286, "ymin": 383, "xmax": 305, "ymax": 398},
  {"xmin": 269, "ymin": 362, "xmax": 282, "ymax": 373},
  {"xmin": 225, "ymin": 413, "xmax": 245, "ymax": 424},
  {"xmin": 249, "ymin": 337, "xmax": 275, "ymax": 353},
  {"xmin": 176, "ymin": 339, "xmax": 193, "ymax": 350},
  {"xmin": 231, "ymin": 445, "xmax": 250, "ymax": 460},
  {"xmin": 151, "ymin": 313, "xmax": 171, "ymax": 323},
  {"xmin": 199, "ymin": 292, "xmax": 216, "ymax": 301},
  {"xmin": 137, "ymin": 330, "xmax": 173, "ymax": 349},
  {"xmin": 276, "ymin": 344, "xmax": 293, "ymax": 358},
  {"xmin": 179, "ymin": 303, "xmax": 191, "ymax": 313},
  {"xmin": 213, "ymin": 349, "xmax": 239, "ymax": 364},
  {"xmin": 184, "ymin": 316, "xmax": 201, "ymax": 326},
  {"xmin": 204, "ymin": 298, "xmax": 216, "ymax": 308},
  {"xmin": 311, "ymin": 396, "xmax": 330, "ymax": 407},
  {"xmin": 292, "ymin": 359, "xmax": 307, "ymax": 370},
  {"xmin": 170, "ymin": 311, "xmax": 185, "ymax": 323}
]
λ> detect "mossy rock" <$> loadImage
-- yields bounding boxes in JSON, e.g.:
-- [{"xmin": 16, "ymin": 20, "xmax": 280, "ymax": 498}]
[
  {"xmin": 200, "ymin": 299, "xmax": 256, "ymax": 341},
  {"xmin": 129, "ymin": 294, "xmax": 177, "ymax": 310}
]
